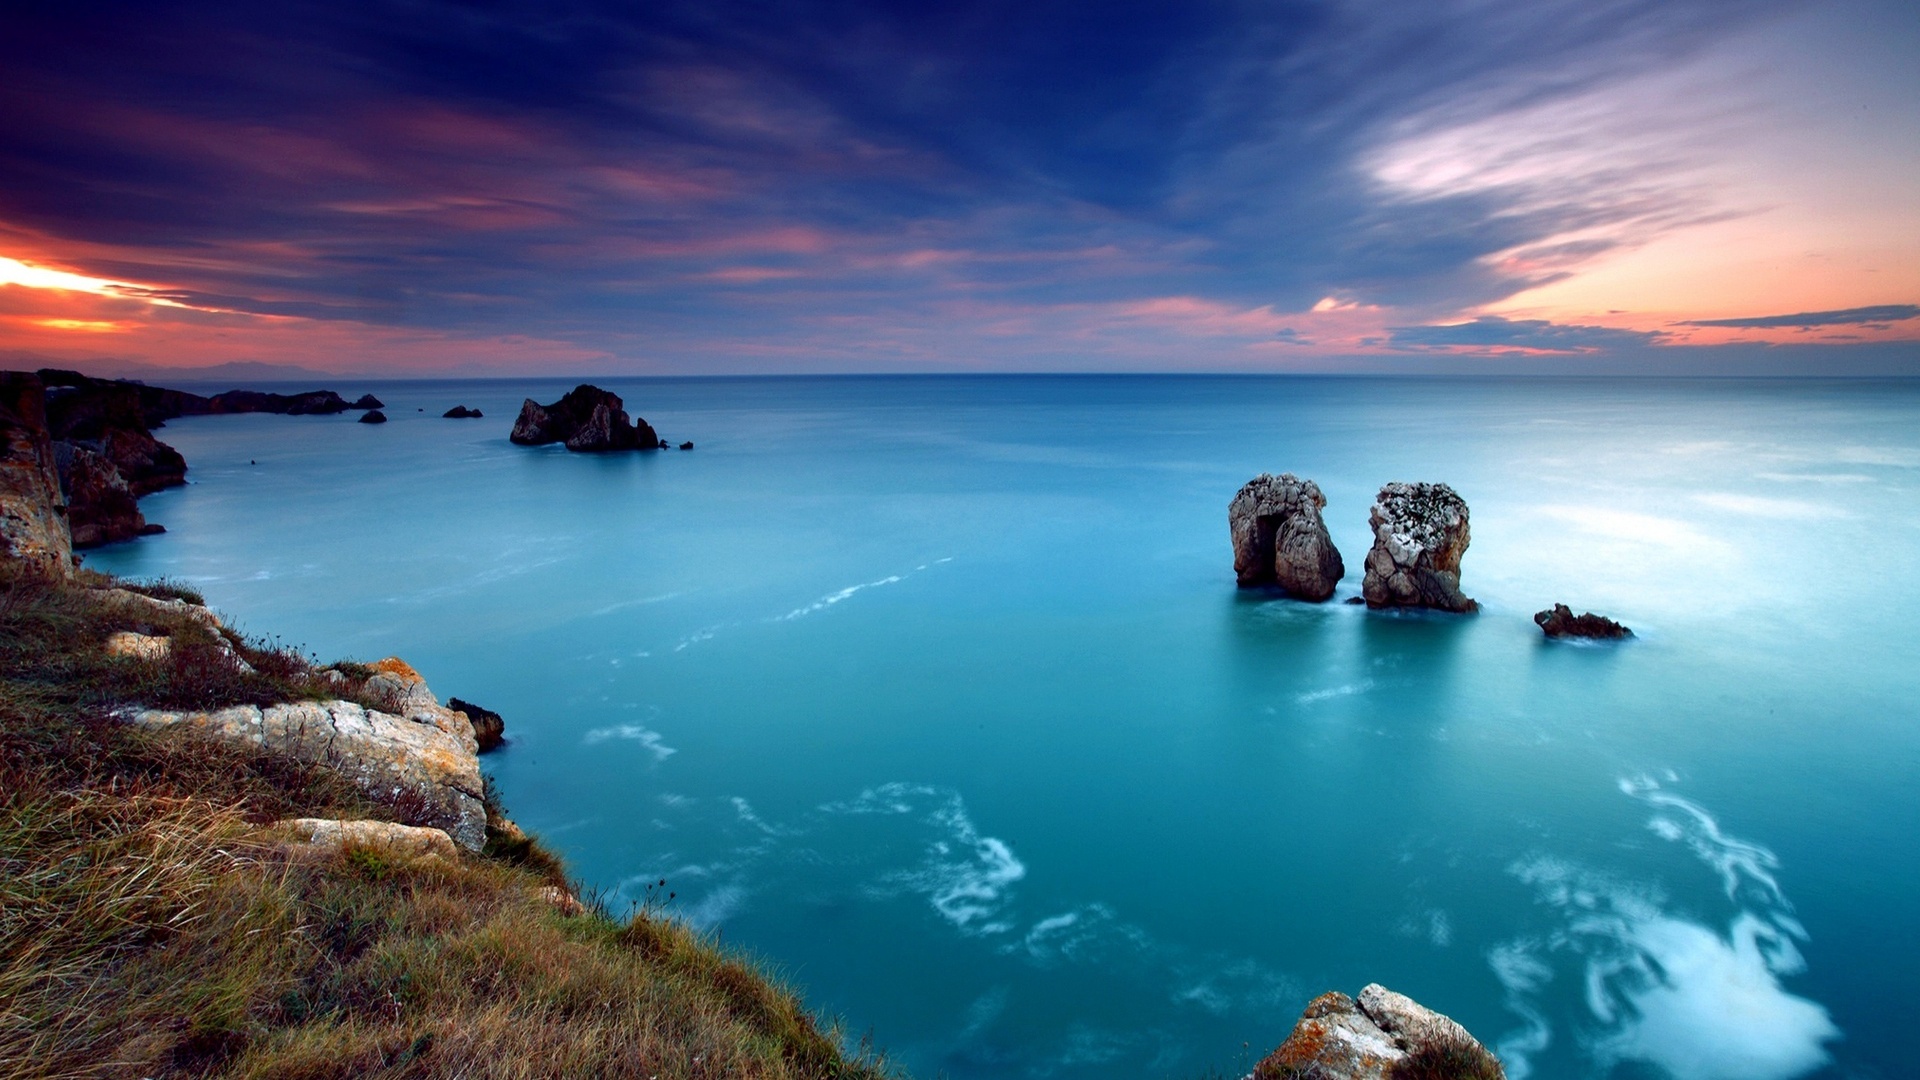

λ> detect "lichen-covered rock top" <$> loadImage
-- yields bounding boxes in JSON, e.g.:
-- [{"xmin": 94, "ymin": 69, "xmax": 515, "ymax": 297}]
[
  {"xmin": 1362, "ymin": 482, "xmax": 1476, "ymax": 613},
  {"xmin": 1250, "ymin": 984, "xmax": 1503, "ymax": 1080},
  {"xmin": 1229, "ymin": 473, "xmax": 1345, "ymax": 601}
]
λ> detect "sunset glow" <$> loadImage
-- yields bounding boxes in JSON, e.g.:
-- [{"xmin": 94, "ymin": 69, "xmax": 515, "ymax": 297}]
[{"xmin": 0, "ymin": 0, "xmax": 1913, "ymax": 375}]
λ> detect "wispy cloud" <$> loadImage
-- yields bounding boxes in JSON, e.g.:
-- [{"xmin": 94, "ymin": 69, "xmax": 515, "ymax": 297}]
[
  {"xmin": 1389, "ymin": 316, "xmax": 1664, "ymax": 353},
  {"xmin": 1680, "ymin": 304, "xmax": 1920, "ymax": 329}
]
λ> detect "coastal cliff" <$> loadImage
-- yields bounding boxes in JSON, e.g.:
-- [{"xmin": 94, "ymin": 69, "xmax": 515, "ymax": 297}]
[{"xmin": 0, "ymin": 445, "xmax": 889, "ymax": 1077}]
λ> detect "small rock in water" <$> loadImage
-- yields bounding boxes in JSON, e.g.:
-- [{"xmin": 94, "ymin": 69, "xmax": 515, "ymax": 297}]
[
  {"xmin": 358, "ymin": 410, "xmax": 388, "ymax": 424},
  {"xmin": 443, "ymin": 405, "xmax": 483, "ymax": 419},
  {"xmin": 1535, "ymin": 603, "xmax": 1631, "ymax": 639},
  {"xmin": 350, "ymin": 394, "xmax": 384, "ymax": 409},
  {"xmin": 679, "ymin": 441, "xmax": 694, "ymax": 450},
  {"xmin": 448, "ymin": 696, "xmax": 506, "ymax": 752}
]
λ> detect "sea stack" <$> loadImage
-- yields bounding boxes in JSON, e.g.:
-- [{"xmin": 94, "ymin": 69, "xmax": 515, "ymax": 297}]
[
  {"xmin": 1228, "ymin": 473, "xmax": 1344, "ymax": 601},
  {"xmin": 1251, "ymin": 984, "xmax": 1504, "ymax": 1080},
  {"xmin": 1361, "ymin": 482, "xmax": 1476, "ymax": 612},
  {"xmin": 510, "ymin": 384, "xmax": 659, "ymax": 452}
]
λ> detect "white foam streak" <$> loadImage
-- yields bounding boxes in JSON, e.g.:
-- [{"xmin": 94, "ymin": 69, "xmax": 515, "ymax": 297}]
[
  {"xmin": 776, "ymin": 575, "xmax": 902, "ymax": 621},
  {"xmin": 1493, "ymin": 778, "xmax": 1838, "ymax": 1080},
  {"xmin": 581, "ymin": 724, "xmax": 677, "ymax": 760}
]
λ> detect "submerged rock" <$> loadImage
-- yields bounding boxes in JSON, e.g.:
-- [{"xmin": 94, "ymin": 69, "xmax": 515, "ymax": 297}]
[
  {"xmin": 358, "ymin": 409, "xmax": 388, "ymax": 424},
  {"xmin": 122, "ymin": 654, "xmax": 487, "ymax": 849},
  {"xmin": 1361, "ymin": 482, "xmax": 1476, "ymax": 613},
  {"xmin": 443, "ymin": 405, "xmax": 483, "ymax": 418},
  {"xmin": 1535, "ymin": 603, "xmax": 1631, "ymax": 639},
  {"xmin": 1228, "ymin": 473, "xmax": 1344, "ymax": 601},
  {"xmin": 510, "ymin": 384, "xmax": 659, "ymax": 452},
  {"xmin": 447, "ymin": 696, "xmax": 505, "ymax": 752},
  {"xmin": 1251, "ymin": 984, "xmax": 1504, "ymax": 1080},
  {"xmin": 0, "ymin": 372, "xmax": 75, "ymax": 576}
]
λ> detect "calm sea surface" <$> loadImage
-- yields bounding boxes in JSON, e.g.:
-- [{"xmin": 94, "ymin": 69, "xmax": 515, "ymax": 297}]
[{"xmin": 87, "ymin": 376, "xmax": 1920, "ymax": 1080}]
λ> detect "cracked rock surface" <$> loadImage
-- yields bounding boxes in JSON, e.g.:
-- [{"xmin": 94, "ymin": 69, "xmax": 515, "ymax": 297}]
[
  {"xmin": 1229, "ymin": 473, "xmax": 1345, "ymax": 601},
  {"xmin": 1361, "ymin": 482, "xmax": 1477, "ymax": 612}
]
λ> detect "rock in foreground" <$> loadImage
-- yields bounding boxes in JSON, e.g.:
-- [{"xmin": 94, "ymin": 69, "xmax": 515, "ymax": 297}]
[
  {"xmin": 510, "ymin": 384, "xmax": 660, "ymax": 452},
  {"xmin": 1362, "ymin": 482, "xmax": 1476, "ymax": 613},
  {"xmin": 1229, "ymin": 473, "xmax": 1345, "ymax": 601},
  {"xmin": 1252, "ymin": 984, "xmax": 1504, "ymax": 1080},
  {"xmin": 123, "ymin": 656, "xmax": 487, "ymax": 850},
  {"xmin": 1535, "ymin": 603, "xmax": 1631, "ymax": 639}
]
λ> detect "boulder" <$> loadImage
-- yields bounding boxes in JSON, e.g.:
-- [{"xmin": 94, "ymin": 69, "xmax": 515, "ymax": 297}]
[
  {"xmin": 0, "ymin": 372, "xmax": 74, "ymax": 576},
  {"xmin": 1250, "ymin": 984, "xmax": 1504, "ymax": 1080},
  {"xmin": 1534, "ymin": 603, "xmax": 1631, "ymax": 639},
  {"xmin": 443, "ymin": 405, "xmax": 483, "ymax": 418},
  {"xmin": 121, "ymin": 653, "xmax": 486, "ymax": 849},
  {"xmin": 447, "ymin": 696, "xmax": 505, "ymax": 752},
  {"xmin": 357, "ymin": 409, "xmax": 388, "ymax": 424},
  {"xmin": 678, "ymin": 441, "xmax": 694, "ymax": 451},
  {"xmin": 510, "ymin": 385, "xmax": 659, "ymax": 452},
  {"xmin": 1228, "ymin": 473, "xmax": 1345, "ymax": 601},
  {"xmin": 350, "ymin": 394, "xmax": 385, "ymax": 409},
  {"xmin": 1361, "ymin": 482, "xmax": 1476, "ymax": 613},
  {"xmin": 276, "ymin": 817, "xmax": 458, "ymax": 860}
]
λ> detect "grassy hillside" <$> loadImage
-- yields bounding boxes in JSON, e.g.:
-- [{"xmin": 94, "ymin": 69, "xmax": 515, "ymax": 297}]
[{"xmin": 0, "ymin": 566, "xmax": 892, "ymax": 1080}]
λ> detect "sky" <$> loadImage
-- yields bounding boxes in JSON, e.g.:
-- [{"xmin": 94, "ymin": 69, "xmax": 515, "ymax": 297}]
[{"xmin": 0, "ymin": 0, "xmax": 1916, "ymax": 377}]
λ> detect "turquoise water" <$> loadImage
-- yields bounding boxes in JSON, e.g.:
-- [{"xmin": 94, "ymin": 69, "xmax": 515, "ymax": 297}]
[{"xmin": 88, "ymin": 376, "xmax": 1920, "ymax": 1080}]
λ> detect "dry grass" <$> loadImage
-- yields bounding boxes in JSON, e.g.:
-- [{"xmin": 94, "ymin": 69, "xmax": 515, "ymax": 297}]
[{"xmin": 0, "ymin": 569, "xmax": 893, "ymax": 1080}]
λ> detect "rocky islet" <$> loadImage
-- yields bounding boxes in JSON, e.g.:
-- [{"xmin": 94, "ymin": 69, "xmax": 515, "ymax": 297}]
[{"xmin": 510, "ymin": 383, "xmax": 661, "ymax": 452}]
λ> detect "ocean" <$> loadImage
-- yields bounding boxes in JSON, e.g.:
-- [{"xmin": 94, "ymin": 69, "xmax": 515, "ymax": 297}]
[{"xmin": 85, "ymin": 375, "xmax": 1920, "ymax": 1080}]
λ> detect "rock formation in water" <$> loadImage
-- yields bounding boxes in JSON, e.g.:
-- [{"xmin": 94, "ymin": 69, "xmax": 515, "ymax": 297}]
[
  {"xmin": 358, "ymin": 409, "xmax": 388, "ymax": 424},
  {"xmin": 447, "ymin": 696, "xmax": 505, "ymax": 752},
  {"xmin": 510, "ymin": 384, "xmax": 660, "ymax": 452},
  {"xmin": 1228, "ymin": 473, "xmax": 1345, "ymax": 601},
  {"xmin": 122, "ymin": 654, "xmax": 488, "ymax": 850},
  {"xmin": 53, "ymin": 442, "xmax": 162, "ymax": 546},
  {"xmin": 443, "ymin": 405, "xmax": 483, "ymax": 418},
  {"xmin": 1361, "ymin": 482, "xmax": 1477, "ymax": 612},
  {"xmin": 1534, "ymin": 603, "xmax": 1631, "ymax": 639},
  {"xmin": 1251, "ymin": 984, "xmax": 1505, "ymax": 1080},
  {"xmin": 350, "ymin": 393, "xmax": 384, "ymax": 410},
  {"xmin": 0, "ymin": 372, "xmax": 74, "ymax": 576}
]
